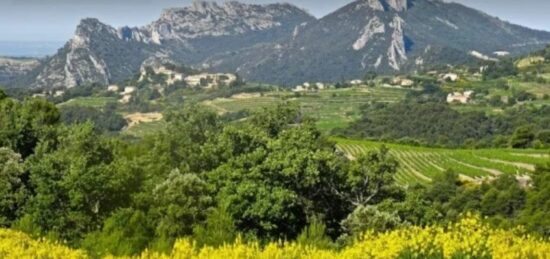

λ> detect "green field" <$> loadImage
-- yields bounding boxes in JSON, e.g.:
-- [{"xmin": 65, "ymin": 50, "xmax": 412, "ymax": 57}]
[
  {"xmin": 58, "ymin": 97, "xmax": 117, "ymax": 108},
  {"xmin": 334, "ymin": 138, "xmax": 550, "ymax": 186},
  {"xmin": 122, "ymin": 120, "xmax": 166, "ymax": 138},
  {"xmin": 204, "ymin": 87, "xmax": 410, "ymax": 132}
]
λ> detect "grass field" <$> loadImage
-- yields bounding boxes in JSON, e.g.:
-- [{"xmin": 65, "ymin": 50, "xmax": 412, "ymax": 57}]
[
  {"xmin": 204, "ymin": 87, "xmax": 410, "ymax": 132},
  {"xmin": 334, "ymin": 138, "xmax": 550, "ymax": 186},
  {"xmin": 122, "ymin": 120, "xmax": 166, "ymax": 138},
  {"xmin": 57, "ymin": 97, "xmax": 117, "ymax": 108}
]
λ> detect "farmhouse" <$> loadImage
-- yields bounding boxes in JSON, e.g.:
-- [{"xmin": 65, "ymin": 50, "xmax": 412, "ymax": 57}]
[
  {"xmin": 350, "ymin": 79, "xmax": 363, "ymax": 85},
  {"xmin": 53, "ymin": 91, "xmax": 65, "ymax": 97},
  {"xmin": 442, "ymin": 73, "xmax": 459, "ymax": 82},
  {"xmin": 139, "ymin": 65, "xmax": 185, "ymax": 85},
  {"xmin": 447, "ymin": 91, "xmax": 474, "ymax": 104},
  {"xmin": 123, "ymin": 86, "xmax": 137, "ymax": 95},
  {"xmin": 107, "ymin": 85, "xmax": 119, "ymax": 92},
  {"xmin": 185, "ymin": 73, "xmax": 237, "ymax": 89},
  {"xmin": 391, "ymin": 77, "xmax": 415, "ymax": 87}
]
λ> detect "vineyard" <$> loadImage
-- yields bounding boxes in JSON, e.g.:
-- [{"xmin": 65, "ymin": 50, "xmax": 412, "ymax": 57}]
[
  {"xmin": 334, "ymin": 138, "xmax": 550, "ymax": 186},
  {"xmin": 203, "ymin": 87, "xmax": 410, "ymax": 132}
]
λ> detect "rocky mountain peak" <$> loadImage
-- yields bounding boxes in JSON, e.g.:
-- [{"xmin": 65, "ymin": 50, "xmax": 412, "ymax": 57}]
[
  {"xmin": 75, "ymin": 18, "xmax": 117, "ymax": 36},
  {"xmin": 150, "ymin": 1, "xmax": 313, "ymax": 41},
  {"xmin": 355, "ymin": 0, "xmax": 409, "ymax": 12},
  {"xmin": 385, "ymin": 0, "xmax": 408, "ymax": 11},
  {"xmin": 13, "ymin": 0, "xmax": 550, "ymax": 89}
]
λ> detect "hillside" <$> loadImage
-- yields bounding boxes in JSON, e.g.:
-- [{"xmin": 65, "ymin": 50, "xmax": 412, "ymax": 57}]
[
  {"xmin": 0, "ymin": 57, "xmax": 40, "ymax": 86},
  {"xmin": 335, "ymin": 138, "xmax": 547, "ymax": 186}
]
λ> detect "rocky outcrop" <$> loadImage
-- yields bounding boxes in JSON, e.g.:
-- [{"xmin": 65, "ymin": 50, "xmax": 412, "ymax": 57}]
[
  {"xmin": 387, "ymin": 16, "xmax": 407, "ymax": 70},
  {"xmin": 353, "ymin": 17, "xmax": 386, "ymax": 51},
  {"xmin": 386, "ymin": 0, "xmax": 408, "ymax": 12}
]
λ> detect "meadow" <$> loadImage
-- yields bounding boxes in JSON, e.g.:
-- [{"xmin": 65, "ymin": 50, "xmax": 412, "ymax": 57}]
[
  {"xmin": 57, "ymin": 96, "xmax": 118, "ymax": 108},
  {"xmin": 334, "ymin": 138, "xmax": 550, "ymax": 186}
]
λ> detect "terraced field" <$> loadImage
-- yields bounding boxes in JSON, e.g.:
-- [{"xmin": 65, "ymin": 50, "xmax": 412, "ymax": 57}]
[
  {"xmin": 204, "ymin": 87, "xmax": 410, "ymax": 132},
  {"xmin": 334, "ymin": 138, "xmax": 550, "ymax": 186},
  {"xmin": 57, "ymin": 97, "xmax": 117, "ymax": 108}
]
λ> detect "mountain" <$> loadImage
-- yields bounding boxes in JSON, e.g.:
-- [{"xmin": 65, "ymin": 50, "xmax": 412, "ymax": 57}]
[
  {"xmin": 16, "ymin": 1, "xmax": 314, "ymax": 88},
  {"xmin": 0, "ymin": 57, "xmax": 40, "ymax": 86},
  {"xmin": 205, "ymin": 0, "xmax": 550, "ymax": 85},
  {"xmin": 11, "ymin": 0, "xmax": 550, "ymax": 88}
]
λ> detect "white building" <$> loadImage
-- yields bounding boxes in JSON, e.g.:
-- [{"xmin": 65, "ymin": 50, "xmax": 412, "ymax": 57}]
[
  {"xmin": 184, "ymin": 73, "xmax": 237, "ymax": 88},
  {"xmin": 140, "ymin": 66, "xmax": 185, "ymax": 85},
  {"xmin": 442, "ymin": 73, "xmax": 459, "ymax": 82},
  {"xmin": 54, "ymin": 91, "xmax": 65, "ymax": 97},
  {"xmin": 447, "ymin": 91, "xmax": 474, "ymax": 104},
  {"xmin": 400, "ymin": 79, "xmax": 415, "ymax": 87},
  {"xmin": 123, "ymin": 86, "xmax": 137, "ymax": 95},
  {"xmin": 119, "ymin": 94, "xmax": 133, "ymax": 104},
  {"xmin": 107, "ymin": 85, "xmax": 120, "ymax": 92},
  {"xmin": 350, "ymin": 79, "xmax": 363, "ymax": 85}
]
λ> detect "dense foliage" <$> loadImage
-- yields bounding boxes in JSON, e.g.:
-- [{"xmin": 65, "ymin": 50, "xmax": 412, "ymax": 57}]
[
  {"xmin": 60, "ymin": 105, "xmax": 127, "ymax": 132},
  {"xmin": 1, "ymin": 94, "xmax": 550, "ymax": 257},
  {"xmin": 339, "ymin": 101, "xmax": 550, "ymax": 148}
]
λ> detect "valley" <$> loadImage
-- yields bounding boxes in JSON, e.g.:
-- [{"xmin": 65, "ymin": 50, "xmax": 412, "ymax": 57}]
[{"xmin": 1, "ymin": 0, "xmax": 550, "ymax": 258}]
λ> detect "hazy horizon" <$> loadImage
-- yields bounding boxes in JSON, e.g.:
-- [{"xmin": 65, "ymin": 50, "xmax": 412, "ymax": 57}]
[{"xmin": 0, "ymin": 0, "xmax": 549, "ymax": 57}]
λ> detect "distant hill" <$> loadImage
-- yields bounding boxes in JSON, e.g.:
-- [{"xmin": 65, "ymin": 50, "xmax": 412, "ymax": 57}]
[
  {"xmin": 0, "ymin": 57, "xmax": 40, "ymax": 86},
  {"xmin": 9, "ymin": 0, "xmax": 550, "ymax": 88}
]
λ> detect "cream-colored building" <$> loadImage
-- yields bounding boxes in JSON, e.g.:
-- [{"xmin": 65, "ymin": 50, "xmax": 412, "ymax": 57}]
[
  {"xmin": 184, "ymin": 73, "xmax": 237, "ymax": 88},
  {"xmin": 447, "ymin": 91, "xmax": 474, "ymax": 104}
]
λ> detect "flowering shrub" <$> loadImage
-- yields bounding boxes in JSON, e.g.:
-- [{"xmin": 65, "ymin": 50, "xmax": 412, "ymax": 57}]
[
  {"xmin": 3, "ymin": 215, "xmax": 550, "ymax": 259},
  {"xmin": 0, "ymin": 229, "xmax": 87, "ymax": 258}
]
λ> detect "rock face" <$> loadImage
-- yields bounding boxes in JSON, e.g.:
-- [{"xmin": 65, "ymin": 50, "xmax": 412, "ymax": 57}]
[
  {"xmin": 20, "ymin": 1, "xmax": 314, "ymax": 88},
  {"xmin": 13, "ymin": 0, "xmax": 550, "ymax": 88},
  {"xmin": 387, "ymin": 0, "xmax": 408, "ymax": 12}
]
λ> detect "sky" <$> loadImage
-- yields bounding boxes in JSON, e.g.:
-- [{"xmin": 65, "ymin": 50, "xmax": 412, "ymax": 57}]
[{"xmin": 0, "ymin": 0, "xmax": 549, "ymax": 43}]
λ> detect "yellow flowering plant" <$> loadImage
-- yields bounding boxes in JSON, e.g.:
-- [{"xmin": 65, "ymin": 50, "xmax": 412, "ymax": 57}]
[{"xmin": 2, "ymin": 215, "xmax": 550, "ymax": 259}]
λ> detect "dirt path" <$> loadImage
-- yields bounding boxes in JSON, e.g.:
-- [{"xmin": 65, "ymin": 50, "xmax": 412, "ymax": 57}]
[
  {"xmin": 477, "ymin": 156, "xmax": 536, "ymax": 171},
  {"xmin": 511, "ymin": 153, "xmax": 550, "ymax": 159},
  {"xmin": 448, "ymin": 157, "xmax": 504, "ymax": 176},
  {"xmin": 124, "ymin": 112, "xmax": 163, "ymax": 128}
]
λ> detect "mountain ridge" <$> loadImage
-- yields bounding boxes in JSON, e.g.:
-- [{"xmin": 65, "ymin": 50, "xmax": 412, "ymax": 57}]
[{"xmin": 8, "ymin": 0, "xmax": 550, "ymax": 88}]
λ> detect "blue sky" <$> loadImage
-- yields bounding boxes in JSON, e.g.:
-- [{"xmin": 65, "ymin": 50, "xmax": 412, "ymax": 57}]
[{"xmin": 0, "ymin": 0, "xmax": 549, "ymax": 42}]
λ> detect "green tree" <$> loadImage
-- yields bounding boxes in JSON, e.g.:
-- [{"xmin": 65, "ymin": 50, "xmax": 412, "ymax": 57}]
[
  {"xmin": 341, "ymin": 205, "xmax": 403, "ymax": 236},
  {"xmin": 149, "ymin": 104, "xmax": 221, "ymax": 177},
  {"xmin": 152, "ymin": 170, "xmax": 213, "ymax": 241},
  {"xmin": 480, "ymin": 175, "xmax": 526, "ymax": 218},
  {"xmin": 519, "ymin": 164, "xmax": 550, "ymax": 236},
  {"xmin": 537, "ymin": 130, "xmax": 550, "ymax": 146},
  {"xmin": 0, "ymin": 97, "xmax": 60, "ymax": 158},
  {"xmin": 510, "ymin": 126, "xmax": 536, "ymax": 148},
  {"xmin": 296, "ymin": 217, "xmax": 334, "ymax": 249},
  {"xmin": 346, "ymin": 146, "xmax": 401, "ymax": 207},
  {"xmin": 208, "ymin": 105, "xmax": 350, "ymax": 239},
  {"xmin": 24, "ymin": 123, "xmax": 138, "ymax": 242},
  {"xmin": 193, "ymin": 206, "xmax": 238, "ymax": 248},
  {"xmin": 0, "ymin": 148, "xmax": 28, "ymax": 226},
  {"xmin": 82, "ymin": 209, "xmax": 152, "ymax": 257}
]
